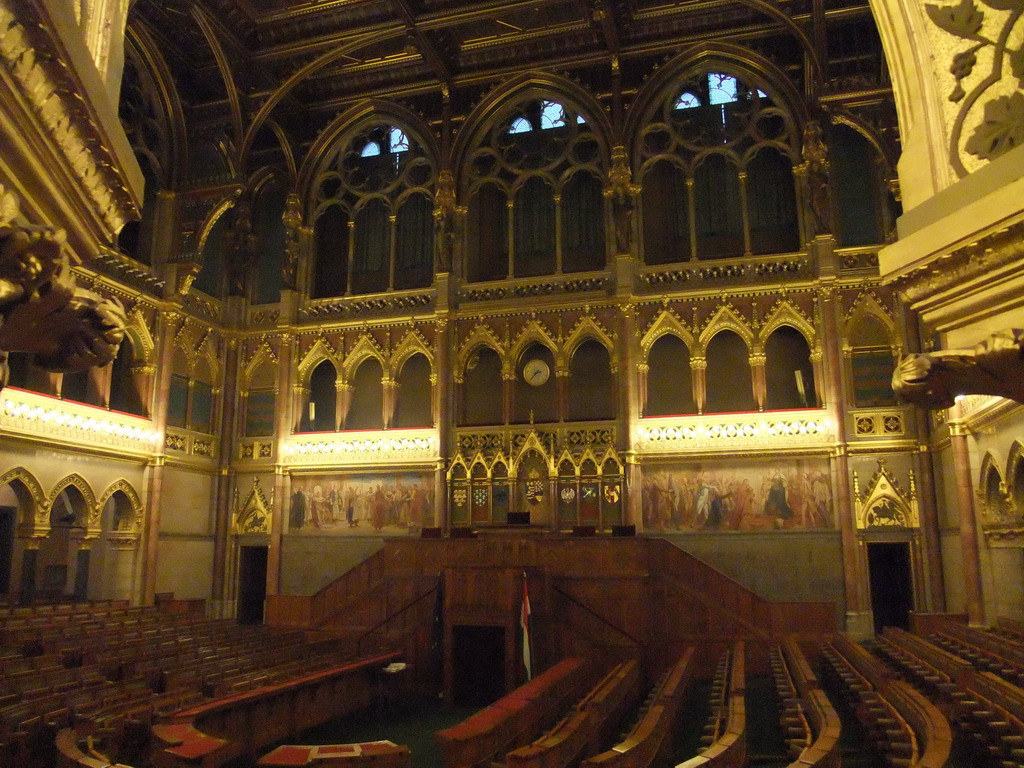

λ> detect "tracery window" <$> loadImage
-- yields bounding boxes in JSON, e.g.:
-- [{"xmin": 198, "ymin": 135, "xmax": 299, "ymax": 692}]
[
  {"xmin": 311, "ymin": 124, "xmax": 434, "ymax": 298},
  {"xmin": 466, "ymin": 98, "xmax": 605, "ymax": 281},
  {"xmin": 640, "ymin": 70, "xmax": 799, "ymax": 262}
]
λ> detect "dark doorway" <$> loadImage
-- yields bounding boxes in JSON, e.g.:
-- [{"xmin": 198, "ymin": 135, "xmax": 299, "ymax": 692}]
[
  {"xmin": 867, "ymin": 541, "xmax": 913, "ymax": 634},
  {"xmin": 237, "ymin": 546, "xmax": 268, "ymax": 624},
  {"xmin": 452, "ymin": 625, "xmax": 505, "ymax": 707},
  {"xmin": 0, "ymin": 507, "xmax": 14, "ymax": 595},
  {"xmin": 73, "ymin": 549, "xmax": 90, "ymax": 601}
]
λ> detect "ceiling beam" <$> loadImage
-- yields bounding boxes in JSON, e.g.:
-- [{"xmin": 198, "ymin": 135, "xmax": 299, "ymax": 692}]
[{"xmin": 389, "ymin": 0, "xmax": 452, "ymax": 83}]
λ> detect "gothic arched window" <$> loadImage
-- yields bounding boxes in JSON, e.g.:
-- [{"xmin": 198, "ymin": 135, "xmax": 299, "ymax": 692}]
[
  {"xmin": 311, "ymin": 123, "xmax": 435, "ymax": 298},
  {"xmin": 465, "ymin": 97, "xmax": 605, "ymax": 281},
  {"xmin": 639, "ymin": 69, "xmax": 798, "ymax": 262}
]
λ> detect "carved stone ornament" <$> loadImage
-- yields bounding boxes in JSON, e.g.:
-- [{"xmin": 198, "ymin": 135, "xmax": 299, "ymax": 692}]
[
  {"xmin": 893, "ymin": 328, "xmax": 1024, "ymax": 408},
  {"xmin": 0, "ymin": 186, "xmax": 126, "ymax": 389},
  {"xmin": 924, "ymin": 0, "xmax": 1024, "ymax": 175}
]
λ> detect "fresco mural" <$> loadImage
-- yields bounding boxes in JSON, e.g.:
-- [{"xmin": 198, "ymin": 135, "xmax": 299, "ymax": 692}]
[
  {"xmin": 642, "ymin": 458, "xmax": 833, "ymax": 531},
  {"xmin": 288, "ymin": 473, "xmax": 434, "ymax": 535}
]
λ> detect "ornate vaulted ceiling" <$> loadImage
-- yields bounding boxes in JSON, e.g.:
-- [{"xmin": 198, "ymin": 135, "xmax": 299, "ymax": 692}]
[{"xmin": 127, "ymin": 0, "xmax": 893, "ymax": 179}]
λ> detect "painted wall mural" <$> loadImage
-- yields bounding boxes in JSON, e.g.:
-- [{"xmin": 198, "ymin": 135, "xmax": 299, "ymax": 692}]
[
  {"xmin": 642, "ymin": 458, "xmax": 834, "ymax": 531},
  {"xmin": 288, "ymin": 473, "xmax": 435, "ymax": 534}
]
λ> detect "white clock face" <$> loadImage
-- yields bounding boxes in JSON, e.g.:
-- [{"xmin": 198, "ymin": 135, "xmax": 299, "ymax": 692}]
[{"xmin": 523, "ymin": 358, "xmax": 550, "ymax": 386}]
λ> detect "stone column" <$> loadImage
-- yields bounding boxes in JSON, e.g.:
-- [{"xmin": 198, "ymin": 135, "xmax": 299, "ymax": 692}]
[
  {"xmin": 819, "ymin": 282, "xmax": 869, "ymax": 635},
  {"xmin": 267, "ymin": 334, "xmax": 295, "ymax": 597},
  {"xmin": 211, "ymin": 338, "xmax": 240, "ymax": 617},
  {"xmin": 691, "ymin": 357, "xmax": 707, "ymax": 414},
  {"xmin": 618, "ymin": 302, "xmax": 641, "ymax": 528},
  {"xmin": 949, "ymin": 408, "xmax": 984, "ymax": 625},
  {"xmin": 140, "ymin": 311, "xmax": 178, "ymax": 605},
  {"xmin": 382, "ymin": 377, "xmax": 397, "ymax": 429},
  {"xmin": 503, "ymin": 370, "xmax": 515, "ymax": 425},
  {"xmin": 749, "ymin": 352, "xmax": 767, "ymax": 411},
  {"xmin": 434, "ymin": 315, "xmax": 451, "ymax": 531},
  {"xmin": 556, "ymin": 368, "xmax": 569, "ymax": 422}
]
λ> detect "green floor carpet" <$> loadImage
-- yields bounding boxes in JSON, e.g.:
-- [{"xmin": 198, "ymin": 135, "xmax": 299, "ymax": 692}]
[{"xmin": 297, "ymin": 695, "xmax": 478, "ymax": 768}]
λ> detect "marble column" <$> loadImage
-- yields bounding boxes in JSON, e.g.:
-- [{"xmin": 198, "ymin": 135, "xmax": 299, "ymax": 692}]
[
  {"xmin": 141, "ymin": 311, "xmax": 178, "ymax": 605},
  {"xmin": 949, "ymin": 408, "xmax": 985, "ymax": 625},
  {"xmin": 267, "ymin": 334, "xmax": 295, "ymax": 597}
]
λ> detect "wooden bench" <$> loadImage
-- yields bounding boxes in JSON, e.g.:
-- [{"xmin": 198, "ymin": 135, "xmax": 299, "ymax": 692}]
[
  {"xmin": 435, "ymin": 657, "xmax": 591, "ymax": 768},
  {"xmin": 677, "ymin": 641, "xmax": 745, "ymax": 768},
  {"xmin": 506, "ymin": 659, "xmax": 641, "ymax": 768},
  {"xmin": 579, "ymin": 647, "xmax": 695, "ymax": 768}
]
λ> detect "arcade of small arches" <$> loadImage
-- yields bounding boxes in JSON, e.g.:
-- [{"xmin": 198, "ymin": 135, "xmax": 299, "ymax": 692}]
[{"xmin": 0, "ymin": 469, "xmax": 143, "ymax": 602}]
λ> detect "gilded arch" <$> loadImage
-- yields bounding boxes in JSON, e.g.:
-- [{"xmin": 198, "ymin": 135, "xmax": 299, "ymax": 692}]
[
  {"xmin": 510, "ymin": 321, "xmax": 559, "ymax": 372},
  {"xmin": 760, "ymin": 301, "xmax": 817, "ymax": 350},
  {"xmin": 297, "ymin": 337, "xmax": 341, "ymax": 383},
  {"xmin": 698, "ymin": 304, "xmax": 755, "ymax": 354},
  {"xmin": 640, "ymin": 310, "xmax": 696, "ymax": 361},
  {"xmin": 123, "ymin": 308, "xmax": 156, "ymax": 366},
  {"xmin": 1005, "ymin": 441, "xmax": 1024, "ymax": 518},
  {"xmin": 242, "ymin": 341, "xmax": 278, "ymax": 390},
  {"xmin": 47, "ymin": 474, "xmax": 98, "ymax": 529},
  {"xmin": 457, "ymin": 324, "xmax": 505, "ymax": 379},
  {"xmin": 196, "ymin": 194, "xmax": 238, "ymax": 258},
  {"xmin": 390, "ymin": 330, "xmax": 434, "ymax": 380},
  {"xmin": 341, "ymin": 334, "xmax": 387, "ymax": 380},
  {"xmin": 97, "ymin": 480, "xmax": 144, "ymax": 533},
  {"xmin": 979, "ymin": 452, "xmax": 1011, "ymax": 526},
  {"xmin": 0, "ymin": 467, "xmax": 45, "ymax": 529},
  {"xmin": 854, "ymin": 460, "xmax": 919, "ymax": 529},
  {"xmin": 845, "ymin": 293, "xmax": 900, "ymax": 354},
  {"xmin": 563, "ymin": 317, "xmax": 616, "ymax": 367},
  {"xmin": 234, "ymin": 477, "xmax": 272, "ymax": 534}
]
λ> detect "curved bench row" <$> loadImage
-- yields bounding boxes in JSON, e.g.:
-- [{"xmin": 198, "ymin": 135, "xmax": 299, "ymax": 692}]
[
  {"xmin": 152, "ymin": 651, "xmax": 403, "ymax": 768},
  {"xmin": 435, "ymin": 657, "xmax": 591, "ymax": 768},
  {"xmin": 677, "ymin": 641, "xmax": 745, "ymax": 768},
  {"xmin": 824, "ymin": 633, "xmax": 951, "ymax": 768},
  {"xmin": 879, "ymin": 627, "xmax": 1024, "ymax": 767},
  {"xmin": 771, "ymin": 638, "xmax": 841, "ymax": 768},
  {"xmin": 580, "ymin": 647, "xmax": 695, "ymax": 768},
  {"xmin": 506, "ymin": 658, "xmax": 642, "ymax": 768}
]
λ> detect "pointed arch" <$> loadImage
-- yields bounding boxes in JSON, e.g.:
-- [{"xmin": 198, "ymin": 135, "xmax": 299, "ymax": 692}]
[
  {"xmin": 626, "ymin": 44, "xmax": 812, "ymax": 152},
  {"xmin": 0, "ymin": 467, "xmax": 45, "ymax": 528},
  {"xmin": 98, "ymin": 480, "xmax": 144, "ymax": 533},
  {"xmin": 341, "ymin": 334, "xmax": 387, "ymax": 380},
  {"xmin": 234, "ymin": 477, "xmax": 272, "ymax": 534},
  {"xmin": 390, "ymin": 329, "xmax": 435, "ymax": 379},
  {"xmin": 1005, "ymin": 441, "xmax": 1024, "ymax": 517},
  {"xmin": 979, "ymin": 452, "xmax": 1010, "ymax": 525},
  {"xmin": 698, "ymin": 305, "xmax": 754, "ymax": 353},
  {"xmin": 640, "ymin": 310, "xmax": 696, "ymax": 360},
  {"xmin": 563, "ymin": 316, "xmax": 615, "ymax": 364},
  {"xmin": 123, "ymin": 308, "xmax": 155, "ymax": 365},
  {"xmin": 453, "ymin": 72, "xmax": 613, "ymax": 176},
  {"xmin": 196, "ymin": 194, "xmax": 237, "ymax": 258},
  {"xmin": 845, "ymin": 293, "xmax": 898, "ymax": 347},
  {"xmin": 297, "ymin": 337, "xmax": 341, "ymax": 383},
  {"xmin": 759, "ymin": 301, "xmax": 817, "ymax": 349},
  {"xmin": 47, "ymin": 474, "xmax": 98, "ymax": 527},
  {"xmin": 243, "ymin": 341, "xmax": 279, "ymax": 389},
  {"xmin": 457, "ymin": 324, "xmax": 505, "ymax": 376},
  {"xmin": 510, "ymin": 321, "xmax": 558, "ymax": 369},
  {"xmin": 298, "ymin": 100, "xmax": 440, "ymax": 213}
]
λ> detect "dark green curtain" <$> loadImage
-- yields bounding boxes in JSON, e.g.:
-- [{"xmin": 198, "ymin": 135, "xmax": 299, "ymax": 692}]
[
  {"xmin": 561, "ymin": 172, "xmax": 605, "ymax": 273},
  {"xmin": 352, "ymin": 199, "xmax": 390, "ymax": 294},
  {"xmin": 642, "ymin": 160, "xmax": 690, "ymax": 265},
  {"xmin": 312, "ymin": 204, "xmax": 349, "ymax": 299},
  {"xmin": 747, "ymin": 148, "xmax": 799, "ymax": 254},
  {"xmin": 514, "ymin": 177, "xmax": 556, "ymax": 277},
  {"xmin": 395, "ymin": 192, "xmax": 433, "ymax": 289},
  {"xmin": 694, "ymin": 154, "xmax": 743, "ymax": 259}
]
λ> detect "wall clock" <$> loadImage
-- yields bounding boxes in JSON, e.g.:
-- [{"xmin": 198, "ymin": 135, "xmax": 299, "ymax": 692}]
[{"xmin": 523, "ymin": 358, "xmax": 550, "ymax": 386}]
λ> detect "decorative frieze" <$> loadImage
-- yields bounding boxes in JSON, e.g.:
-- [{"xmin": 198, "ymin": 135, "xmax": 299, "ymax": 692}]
[
  {"xmin": 635, "ymin": 410, "xmax": 834, "ymax": 454},
  {"xmin": 0, "ymin": 387, "xmax": 158, "ymax": 456},
  {"xmin": 283, "ymin": 428, "xmax": 439, "ymax": 466}
]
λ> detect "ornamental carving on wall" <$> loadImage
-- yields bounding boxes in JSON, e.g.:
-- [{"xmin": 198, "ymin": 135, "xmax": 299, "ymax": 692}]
[
  {"xmin": 853, "ymin": 460, "xmax": 919, "ymax": 529},
  {"xmin": 925, "ymin": 0, "xmax": 1024, "ymax": 176}
]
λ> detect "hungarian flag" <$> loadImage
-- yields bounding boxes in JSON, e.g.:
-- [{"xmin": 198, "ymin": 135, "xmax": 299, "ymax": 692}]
[{"xmin": 520, "ymin": 572, "xmax": 533, "ymax": 681}]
